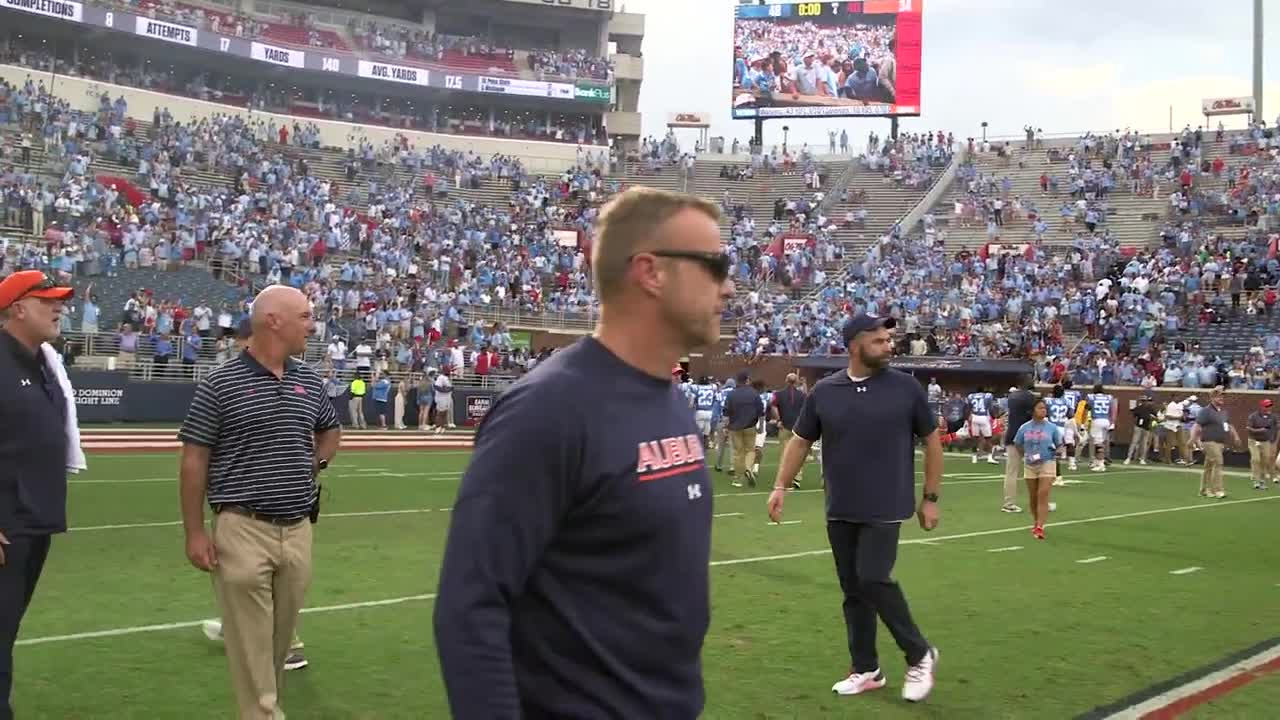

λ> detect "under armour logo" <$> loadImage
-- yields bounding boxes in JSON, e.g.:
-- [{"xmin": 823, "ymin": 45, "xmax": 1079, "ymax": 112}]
[
  {"xmin": 687, "ymin": 483, "xmax": 702, "ymax": 501},
  {"xmin": 856, "ymin": 386, "xmax": 867, "ymax": 393},
  {"xmin": 20, "ymin": 379, "xmax": 31, "ymax": 387}
]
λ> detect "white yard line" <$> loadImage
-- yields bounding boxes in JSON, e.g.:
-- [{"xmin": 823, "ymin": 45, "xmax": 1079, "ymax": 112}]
[
  {"xmin": 713, "ymin": 512, "xmax": 744, "ymax": 518},
  {"xmin": 69, "ymin": 471, "xmax": 465, "ymax": 485},
  {"xmin": 25, "ymin": 494, "xmax": 1279, "ymax": 647},
  {"xmin": 1077, "ymin": 556, "xmax": 1109, "ymax": 564},
  {"xmin": 1170, "ymin": 566, "xmax": 1204, "ymax": 575},
  {"xmin": 986, "ymin": 546, "xmax": 1023, "ymax": 553},
  {"xmin": 1098, "ymin": 642, "xmax": 1280, "ymax": 719}
]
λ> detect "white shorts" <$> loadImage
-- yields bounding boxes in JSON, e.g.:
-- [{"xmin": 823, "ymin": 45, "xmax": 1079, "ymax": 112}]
[
  {"xmin": 755, "ymin": 431, "xmax": 767, "ymax": 449},
  {"xmin": 1090, "ymin": 418, "xmax": 1111, "ymax": 445},
  {"xmin": 435, "ymin": 396, "xmax": 453, "ymax": 413},
  {"xmin": 695, "ymin": 410, "xmax": 713, "ymax": 436},
  {"xmin": 969, "ymin": 416, "xmax": 993, "ymax": 438},
  {"xmin": 1061, "ymin": 421, "xmax": 1077, "ymax": 446}
]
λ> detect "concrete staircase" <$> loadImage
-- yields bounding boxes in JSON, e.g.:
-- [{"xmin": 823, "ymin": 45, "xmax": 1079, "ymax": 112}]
[
  {"xmin": 927, "ymin": 143, "xmax": 1170, "ymax": 252},
  {"xmin": 827, "ymin": 163, "xmax": 944, "ymax": 257}
]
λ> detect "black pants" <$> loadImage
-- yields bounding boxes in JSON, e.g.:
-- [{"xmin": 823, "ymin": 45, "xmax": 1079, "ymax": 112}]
[
  {"xmin": 0, "ymin": 534, "xmax": 51, "ymax": 720},
  {"xmin": 827, "ymin": 521, "xmax": 929, "ymax": 673}
]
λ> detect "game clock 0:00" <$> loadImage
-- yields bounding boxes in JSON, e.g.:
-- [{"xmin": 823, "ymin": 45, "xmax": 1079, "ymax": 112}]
[{"xmin": 539, "ymin": 0, "xmax": 613, "ymax": 9}]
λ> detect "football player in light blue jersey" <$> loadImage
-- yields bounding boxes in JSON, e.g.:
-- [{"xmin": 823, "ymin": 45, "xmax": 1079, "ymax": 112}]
[
  {"xmin": 1085, "ymin": 383, "xmax": 1116, "ymax": 472},
  {"xmin": 1045, "ymin": 385, "xmax": 1073, "ymax": 485},
  {"xmin": 1061, "ymin": 380, "xmax": 1083, "ymax": 471},
  {"xmin": 692, "ymin": 377, "xmax": 719, "ymax": 448},
  {"xmin": 713, "ymin": 378, "xmax": 736, "ymax": 471},
  {"xmin": 966, "ymin": 387, "xmax": 998, "ymax": 463}
]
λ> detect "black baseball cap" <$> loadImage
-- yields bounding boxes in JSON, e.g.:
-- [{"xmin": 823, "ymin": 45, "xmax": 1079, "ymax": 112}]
[{"xmin": 842, "ymin": 314, "xmax": 896, "ymax": 347}]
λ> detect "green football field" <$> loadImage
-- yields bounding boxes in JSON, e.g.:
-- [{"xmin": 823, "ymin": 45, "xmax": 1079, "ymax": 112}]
[{"xmin": 12, "ymin": 444, "xmax": 1280, "ymax": 719}]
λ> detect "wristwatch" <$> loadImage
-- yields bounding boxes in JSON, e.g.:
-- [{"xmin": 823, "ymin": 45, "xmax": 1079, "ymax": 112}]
[{"xmin": 922, "ymin": 492, "xmax": 939, "ymax": 503}]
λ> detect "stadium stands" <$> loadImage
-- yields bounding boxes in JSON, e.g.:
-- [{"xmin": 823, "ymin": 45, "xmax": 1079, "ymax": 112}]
[{"xmin": 6, "ymin": 1, "xmax": 1280, "ymax": 390}]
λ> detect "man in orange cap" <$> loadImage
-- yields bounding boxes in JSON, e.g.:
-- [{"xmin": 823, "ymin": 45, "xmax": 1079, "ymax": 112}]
[{"xmin": 0, "ymin": 270, "xmax": 75, "ymax": 718}]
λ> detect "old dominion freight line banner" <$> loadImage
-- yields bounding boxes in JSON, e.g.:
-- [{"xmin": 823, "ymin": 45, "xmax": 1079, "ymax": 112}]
[{"xmin": 68, "ymin": 370, "xmax": 498, "ymax": 427}]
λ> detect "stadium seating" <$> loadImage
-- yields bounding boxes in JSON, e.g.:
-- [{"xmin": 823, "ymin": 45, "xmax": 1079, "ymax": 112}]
[{"xmin": 928, "ymin": 140, "xmax": 1169, "ymax": 251}]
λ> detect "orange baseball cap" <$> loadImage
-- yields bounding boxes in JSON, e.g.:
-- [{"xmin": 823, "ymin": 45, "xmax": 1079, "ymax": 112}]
[{"xmin": 0, "ymin": 271, "xmax": 74, "ymax": 310}]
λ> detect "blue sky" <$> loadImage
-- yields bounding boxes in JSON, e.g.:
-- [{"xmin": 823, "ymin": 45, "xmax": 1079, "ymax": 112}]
[{"xmin": 622, "ymin": 0, "xmax": 1280, "ymax": 148}]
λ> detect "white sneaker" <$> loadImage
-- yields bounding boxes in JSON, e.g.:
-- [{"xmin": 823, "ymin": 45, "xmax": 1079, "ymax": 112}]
[
  {"xmin": 1048, "ymin": 502, "xmax": 1057, "ymax": 512},
  {"xmin": 1052, "ymin": 478, "xmax": 1065, "ymax": 487},
  {"xmin": 1123, "ymin": 459, "xmax": 1131, "ymax": 465},
  {"xmin": 902, "ymin": 647, "xmax": 939, "ymax": 702},
  {"xmin": 971, "ymin": 455, "xmax": 978, "ymax": 464},
  {"xmin": 201, "ymin": 619, "xmax": 223, "ymax": 643},
  {"xmin": 1001, "ymin": 504, "xmax": 1021, "ymax": 513},
  {"xmin": 832, "ymin": 669, "xmax": 886, "ymax": 695}
]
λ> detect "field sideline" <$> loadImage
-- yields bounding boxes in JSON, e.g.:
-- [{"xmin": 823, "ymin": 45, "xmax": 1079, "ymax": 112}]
[{"xmin": 11, "ymin": 432, "xmax": 1279, "ymax": 718}]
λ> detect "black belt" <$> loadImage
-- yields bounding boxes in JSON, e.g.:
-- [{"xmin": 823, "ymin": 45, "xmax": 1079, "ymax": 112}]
[{"xmin": 214, "ymin": 504, "xmax": 306, "ymax": 526}]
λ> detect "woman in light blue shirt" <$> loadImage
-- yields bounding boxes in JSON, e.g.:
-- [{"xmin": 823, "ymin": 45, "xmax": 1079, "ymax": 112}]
[{"xmin": 1013, "ymin": 399, "xmax": 1063, "ymax": 540}]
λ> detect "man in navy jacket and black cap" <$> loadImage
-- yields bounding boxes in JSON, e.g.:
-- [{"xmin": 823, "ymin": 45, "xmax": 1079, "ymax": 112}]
[{"xmin": 769, "ymin": 314, "xmax": 943, "ymax": 704}]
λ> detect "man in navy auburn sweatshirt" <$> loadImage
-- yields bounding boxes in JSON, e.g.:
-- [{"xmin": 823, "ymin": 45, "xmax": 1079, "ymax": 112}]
[{"xmin": 434, "ymin": 187, "xmax": 735, "ymax": 719}]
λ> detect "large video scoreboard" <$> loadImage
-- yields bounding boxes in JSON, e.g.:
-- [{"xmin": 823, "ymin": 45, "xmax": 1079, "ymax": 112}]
[{"xmin": 732, "ymin": 0, "xmax": 923, "ymax": 118}]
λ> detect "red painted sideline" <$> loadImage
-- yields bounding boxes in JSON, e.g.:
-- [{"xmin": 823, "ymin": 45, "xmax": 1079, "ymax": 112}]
[{"xmin": 1140, "ymin": 654, "xmax": 1280, "ymax": 719}]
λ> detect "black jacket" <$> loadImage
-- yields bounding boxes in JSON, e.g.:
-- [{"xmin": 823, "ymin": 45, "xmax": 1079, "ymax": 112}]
[{"xmin": 0, "ymin": 330, "xmax": 69, "ymax": 536}]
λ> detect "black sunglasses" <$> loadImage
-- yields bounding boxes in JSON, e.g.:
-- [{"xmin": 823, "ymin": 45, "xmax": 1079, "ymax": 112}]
[
  {"xmin": 637, "ymin": 250, "xmax": 732, "ymax": 283},
  {"xmin": 17, "ymin": 274, "xmax": 69, "ymax": 301},
  {"xmin": 30, "ymin": 274, "xmax": 65, "ymax": 291}
]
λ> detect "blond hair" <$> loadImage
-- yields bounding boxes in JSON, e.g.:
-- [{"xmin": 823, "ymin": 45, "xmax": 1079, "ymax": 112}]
[{"xmin": 591, "ymin": 186, "xmax": 720, "ymax": 302}]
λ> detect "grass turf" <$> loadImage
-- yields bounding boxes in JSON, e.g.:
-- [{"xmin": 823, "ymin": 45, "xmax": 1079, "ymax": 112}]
[{"xmin": 12, "ymin": 447, "xmax": 1280, "ymax": 718}]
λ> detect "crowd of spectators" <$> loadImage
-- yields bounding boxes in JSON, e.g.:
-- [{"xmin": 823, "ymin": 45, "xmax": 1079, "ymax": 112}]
[
  {"xmin": 526, "ymin": 49, "xmax": 613, "ymax": 82},
  {"xmin": 2, "ymin": 74, "xmax": 626, "ymax": 380},
  {"xmin": 0, "ymin": 37, "xmax": 606, "ymax": 146},
  {"xmin": 14, "ymin": 57, "xmax": 1280, "ymax": 389},
  {"xmin": 351, "ymin": 22, "xmax": 515, "ymax": 69},
  {"xmin": 726, "ymin": 121, "xmax": 1280, "ymax": 390},
  {"xmin": 733, "ymin": 19, "xmax": 897, "ymax": 103}
]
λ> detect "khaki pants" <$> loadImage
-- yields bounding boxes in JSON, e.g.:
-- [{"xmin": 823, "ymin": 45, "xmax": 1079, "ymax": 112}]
[
  {"xmin": 1200, "ymin": 441, "xmax": 1225, "ymax": 495},
  {"xmin": 1003, "ymin": 444, "xmax": 1024, "ymax": 506},
  {"xmin": 1249, "ymin": 439, "xmax": 1275, "ymax": 482},
  {"xmin": 1159, "ymin": 427, "xmax": 1191, "ymax": 464},
  {"xmin": 777, "ymin": 427, "xmax": 803, "ymax": 480},
  {"xmin": 730, "ymin": 428, "xmax": 756, "ymax": 476},
  {"xmin": 212, "ymin": 511, "xmax": 313, "ymax": 719},
  {"xmin": 348, "ymin": 396, "xmax": 365, "ymax": 429},
  {"xmin": 1127, "ymin": 427, "xmax": 1152, "ymax": 462}
]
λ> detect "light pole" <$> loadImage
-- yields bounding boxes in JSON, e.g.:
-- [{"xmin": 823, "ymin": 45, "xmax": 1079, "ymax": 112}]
[
  {"xmin": 782, "ymin": 125, "xmax": 790, "ymax": 153},
  {"xmin": 980, "ymin": 121, "xmax": 988, "ymax": 143},
  {"xmin": 1254, "ymin": 0, "xmax": 1264, "ymax": 120}
]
